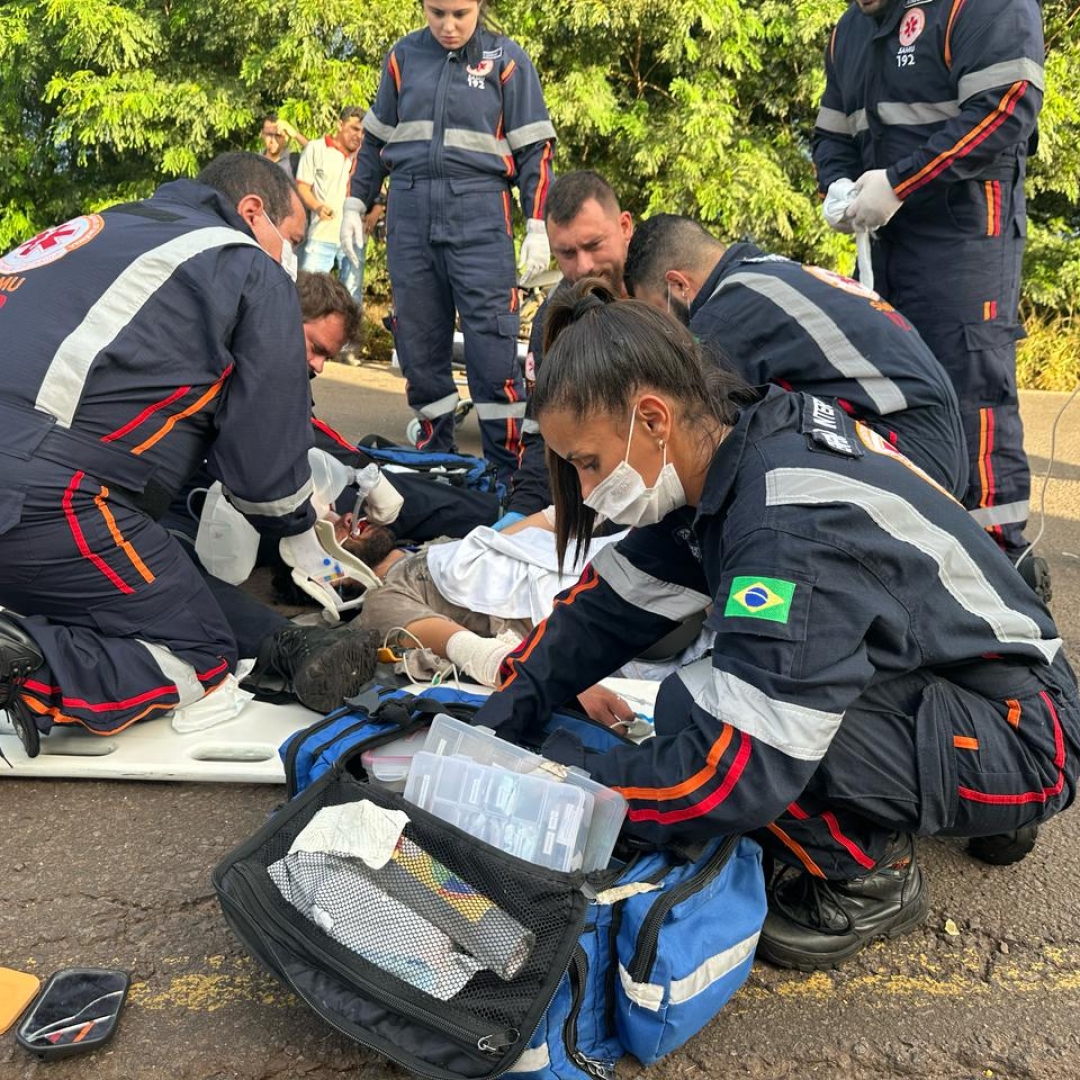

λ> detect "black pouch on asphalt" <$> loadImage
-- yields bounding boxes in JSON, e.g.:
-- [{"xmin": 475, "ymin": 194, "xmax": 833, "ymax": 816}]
[{"xmin": 212, "ymin": 757, "xmax": 589, "ymax": 1079}]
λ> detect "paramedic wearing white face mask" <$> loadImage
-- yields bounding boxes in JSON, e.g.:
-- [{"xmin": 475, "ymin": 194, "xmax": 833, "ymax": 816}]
[{"xmin": 470, "ymin": 276, "xmax": 1080, "ymax": 974}]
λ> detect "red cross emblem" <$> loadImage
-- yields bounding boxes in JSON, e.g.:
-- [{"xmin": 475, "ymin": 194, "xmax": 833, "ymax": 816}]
[
  {"xmin": 898, "ymin": 8, "xmax": 925, "ymax": 47},
  {"xmin": 0, "ymin": 214, "xmax": 104, "ymax": 274},
  {"xmin": 17, "ymin": 224, "xmax": 79, "ymax": 257}
]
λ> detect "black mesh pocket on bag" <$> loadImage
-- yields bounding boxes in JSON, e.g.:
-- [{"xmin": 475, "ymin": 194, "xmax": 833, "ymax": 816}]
[{"xmin": 219, "ymin": 773, "xmax": 587, "ymax": 1076}]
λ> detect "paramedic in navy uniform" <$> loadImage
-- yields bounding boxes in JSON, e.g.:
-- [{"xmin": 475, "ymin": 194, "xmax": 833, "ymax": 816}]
[
  {"xmin": 813, "ymin": 0, "xmax": 1048, "ymax": 598},
  {"xmin": 0, "ymin": 152, "xmax": 375, "ymax": 757},
  {"xmin": 340, "ymin": 0, "xmax": 556, "ymax": 485},
  {"xmin": 472, "ymin": 278, "xmax": 1080, "ymax": 971}
]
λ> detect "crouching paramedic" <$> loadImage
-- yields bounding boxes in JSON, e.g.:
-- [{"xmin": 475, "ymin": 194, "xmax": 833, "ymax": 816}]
[
  {"xmin": 471, "ymin": 278, "xmax": 1080, "ymax": 971},
  {"xmin": 0, "ymin": 152, "xmax": 374, "ymax": 756}
]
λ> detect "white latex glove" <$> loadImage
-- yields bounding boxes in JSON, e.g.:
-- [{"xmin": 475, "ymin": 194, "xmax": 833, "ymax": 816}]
[
  {"xmin": 517, "ymin": 218, "xmax": 550, "ymax": 284},
  {"xmin": 362, "ymin": 472, "xmax": 404, "ymax": 525},
  {"xmin": 847, "ymin": 170, "xmax": 902, "ymax": 232},
  {"xmin": 822, "ymin": 178, "xmax": 858, "ymax": 235},
  {"xmin": 340, "ymin": 196, "xmax": 366, "ymax": 268}
]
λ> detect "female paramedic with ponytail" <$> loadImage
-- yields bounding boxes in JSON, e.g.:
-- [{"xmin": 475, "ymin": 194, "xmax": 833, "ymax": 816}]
[
  {"xmin": 471, "ymin": 277, "xmax": 1080, "ymax": 973},
  {"xmin": 340, "ymin": 0, "xmax": 555, "ymax": 485}
]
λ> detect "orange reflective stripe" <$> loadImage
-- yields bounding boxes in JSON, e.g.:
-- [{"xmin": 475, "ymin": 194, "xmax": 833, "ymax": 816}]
[
  {"xmin": 953, "ymin": 735, "xmax": 980, "ymax": 750},
  {"xmin": 22, "ymin": 692, "xmax": 173, "ymax": 734},
  {"xmin": 1006, "ymin": 699, "xmax": 1022, "ymax": 728},
  {"xmin": 894, "ymin": 82, "xmax": 1026, "ymax": 199},
  {"xmin": 944, "ymin": 0, "xmax": 968, "ymax": 69},
  {"xmin": 93, "ymin": 486, "xmax": 155, "ymax": 584},
  {"xmin": 766, "ymin": 822, "xmax": 826, "ymax": 878},
  {"xmin": 132, "ymin": 368, "xmax": 231, "ymax": 454},
  {"xmin": 499, "ymin": 571, "xmax": 601, "ymax": 689},
  {"xmin": 389, "ymin": 51, "xmax": 402, "ymax": 92},
  {"xmin": 977, "ymin": 407, "xmax": 992, "ymax": 508},
  {"xmin": 501, "ymin": 190, "xmax": 513, "ymax": 235},
  {"xmin": 500, "ymin": 59, "xmax": 517, "ymax": 84},
  {"xmin": 616, "ymin": 725, "xmax": 735, "ymax": 802}
]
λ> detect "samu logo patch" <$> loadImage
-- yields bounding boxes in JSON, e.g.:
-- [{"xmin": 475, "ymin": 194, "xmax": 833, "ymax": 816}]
[{"xmin": 724, "ymin": 576, "xmax": 797, "ymax": 624}]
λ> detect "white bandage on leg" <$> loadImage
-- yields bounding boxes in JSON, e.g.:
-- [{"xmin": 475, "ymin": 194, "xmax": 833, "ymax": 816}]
[{"xmin": 445, "ymin": 630, "xmax": 516, "ymax": 688}]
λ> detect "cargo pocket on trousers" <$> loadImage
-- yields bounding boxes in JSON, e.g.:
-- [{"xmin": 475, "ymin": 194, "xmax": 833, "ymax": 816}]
[
  {"xmin": 913, "ymin": 681, "xmax": 960, "ymax": 835},
  {"xmin": 0, "ymin": 485, "xmax": 27, "ymax": 536}
]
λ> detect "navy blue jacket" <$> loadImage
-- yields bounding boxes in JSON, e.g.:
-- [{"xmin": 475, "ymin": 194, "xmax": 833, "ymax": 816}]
[
  {"xmin": 476, "ymin": 389, "xmax": 1066, "ymax": 845},
  {"xmin": 813, "ymin": 0, "xmax": 1043, "ymax": 210},
  {"xmin": 690, "ymin": 243, "xmax": 966, "ymax": 495},
  {"xmin": 351, "ymin": 25, "xmax": 555, "ymax": 219},
  {"xmin": 0, "ymin": 180, "xmax": 315, "ymax": 536}
]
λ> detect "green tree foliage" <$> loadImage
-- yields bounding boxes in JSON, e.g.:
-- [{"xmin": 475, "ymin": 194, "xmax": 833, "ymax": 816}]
[{"xmin": 1, "ymin": 0, "xmax": 1077, "ymax": 325}]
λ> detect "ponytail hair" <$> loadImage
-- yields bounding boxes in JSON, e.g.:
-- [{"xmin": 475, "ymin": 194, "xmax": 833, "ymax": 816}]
[{"xmin": 535, "ymin": 277, "xmax": 754, "ymax": 567}]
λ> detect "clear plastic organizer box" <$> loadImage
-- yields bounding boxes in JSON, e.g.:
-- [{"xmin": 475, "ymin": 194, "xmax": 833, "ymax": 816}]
[
  {"xmin": 404, "ymin": 751, "xmax": 593, "ymax": 873},
  {"xmin": 359, "ymin": 728, "xmax": 430, "ymax": 793},
  {"xmin": 418, "ymin": 713, "xmax": 629, "ymax": 873}
]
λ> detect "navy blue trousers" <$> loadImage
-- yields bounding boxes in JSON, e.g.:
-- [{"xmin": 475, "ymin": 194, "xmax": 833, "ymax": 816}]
[
  {"xmin": 872, "ymin": 173, "xmax": 1030, "ymax": 558},
  {"xmin": 0, "ymin": 461, "xmax": 237, "ymax": 735},
  {"xmin": 757, "ymin": 654, "xmax": 1080, "ymax": 879},
  {"xmin": 386, "ymin": 176, "xmax": 526, "ymax": 483}
]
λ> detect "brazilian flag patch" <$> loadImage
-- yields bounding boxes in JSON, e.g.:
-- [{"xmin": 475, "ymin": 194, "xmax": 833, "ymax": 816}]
[{"xmin": 724, "ymin": 576, "xmax": 797, "ymax": 624}]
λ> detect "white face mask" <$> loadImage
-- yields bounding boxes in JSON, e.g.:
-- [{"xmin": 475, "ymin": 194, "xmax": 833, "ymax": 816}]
[
  {"xmin": 583, "ymin": 407, "xmax": 687, "ymax": 527},
  {"xmin": 265, "ymin": 213, "xmax": 298, "ymax": 281}
]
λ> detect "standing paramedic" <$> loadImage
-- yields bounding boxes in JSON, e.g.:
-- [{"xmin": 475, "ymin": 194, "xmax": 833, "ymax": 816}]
[
  {"xmin": 340, "ymin": 0, "xmax": 556, "ymax": 485},
  {"xmin": 0, "ymin": 152, "xmax": 375, "ymax": 758},
  {"xmin": 472, "ymin": 279, "xmax": 1080, "ymax": 971},
  {"xmin": 813, "ymin": 0, "xmax": 1048, "ymax": 599}
]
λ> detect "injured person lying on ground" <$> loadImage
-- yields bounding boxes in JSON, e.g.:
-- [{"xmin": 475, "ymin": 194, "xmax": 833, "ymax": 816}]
[{"xmin": 350, "ymin": 509, "xmax": 708, "ymax": 730}]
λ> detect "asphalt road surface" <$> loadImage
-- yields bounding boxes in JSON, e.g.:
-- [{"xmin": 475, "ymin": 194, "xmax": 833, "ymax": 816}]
[{"xmin": 2, "ymin": 364, "xmax": 1079, "ymax": 1080}]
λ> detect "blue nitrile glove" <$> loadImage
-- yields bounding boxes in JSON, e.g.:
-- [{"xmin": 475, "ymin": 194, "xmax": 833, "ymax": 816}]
[{"xmin": 491, "ymin": 511, "xmax": 526, "ymax": 532}]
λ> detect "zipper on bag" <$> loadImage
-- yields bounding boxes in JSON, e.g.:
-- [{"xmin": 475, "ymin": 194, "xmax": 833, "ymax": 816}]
[
  {"xmin": 564, "ymin": 945, "xmax": 616, "ymax": 1080},
  {"xmin": 626, "ymin": 835, "xmax": 740, "ymax": 984}
]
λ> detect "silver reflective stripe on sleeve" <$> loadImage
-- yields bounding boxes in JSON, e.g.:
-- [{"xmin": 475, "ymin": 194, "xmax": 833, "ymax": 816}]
[
  {"xmin": 137, "ymin": 639, "xmax": 205, "ymax": 708},
  {"xmin": 521, "ymin": 418, "xmax": 541, "ymax": 434},
  {"xmin": 474, "ymin": 401, "xmax": 527, "ymax": 421},
  {"xmin": 617, "ymin": 929, "xmax": 761, "ymax": 1011},
  {"xmin": 765, "ymin": 468, "xmax": 1062, "ymax": 663},
  {"xmin": 389, "ymin": 120, "xmax": 434, "ymax": 145},
  {"xmin": 969, "ymin": 500, "xmax": 1030, "ymax": 528},
  {"xmin": 711, "ymin": 272, "xmax": 908, "ymax": 415},
  {"xmin": 504, "ymin": 119, "xmax": 557, "ymax": 151},
  {"xmin": 225, "ymin": 476, "xmax": 314, "ymax": 518},
  {"xmin": 678, "ymin": 658, "xmax": 843, "ymax": 761},
  {"xmin": 444, "ymin": 128, "xmax": 511, "ymax": 157},
  {"xmin": 418, "ymin": 391, "xmax": 460, "ymax": 420},
  {"xmin": 814, "ymin": 107, "xmax": 867, "ymax": 136},
  {"xmin": 36, "ymin": 228, "xmax": 262, "ymax": 428},
  {"xmin": 958, "ymin": 58, "xmax": 1045, "ymax": 103},
  {"xmin": 877, "ymin": 100, "xmax": 960, "ymax": 126},
  {"xmin": 591, "ymin": 545, "xmax": 712, "ymax": 622},
  {"xmin": 363, "ymin": 110, "xmax": 396, "ymax": 143},
  {"xmin": 815, "ymin": 106, "xmax": 853, "ymax": 135}
]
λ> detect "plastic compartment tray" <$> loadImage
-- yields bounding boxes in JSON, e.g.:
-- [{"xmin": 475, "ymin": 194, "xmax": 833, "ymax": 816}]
[
  {"xmin": 360, "ymin": 727, "xmax": 430, "ymax": 792},
  {"xmin": 422, "ymin": 714, "xmax": 627, "ymax": 873},
  {"xmin": 404, "ymin": 751, "xmax": 594, "ymax": 873}
]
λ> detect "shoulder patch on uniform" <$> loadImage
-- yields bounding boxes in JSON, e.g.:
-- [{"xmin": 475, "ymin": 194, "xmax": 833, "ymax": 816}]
[
  {"xmin": 724, "ymin": 576, "xmax": 797, "ymax": 624},
  {"xmin": 0, "ymin": 214, "xmax": 105, "ymax": 274},
  {"xmin": 800, "ymin": 395, "xmax": 864, "ymax": 459}
]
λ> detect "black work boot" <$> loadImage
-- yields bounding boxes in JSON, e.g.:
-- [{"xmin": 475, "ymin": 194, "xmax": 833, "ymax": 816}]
[
  {"xmin": 967, "ymin": 825, "xmax": 1039, "ymax": 866},
  {"xmin": 0, "ymin": 613, "xmax": 45, "ymax": 759},
  {"xmin": 757, "ymin": 834, "xmax": 929, "ymax": 971},
  {"xmin": 1016, "ymin": 555, "xmax": 1052, "ymax": 605},
  {"xmin": 262, "ymin": 624, "xmax": 378, "ymax": 714}
]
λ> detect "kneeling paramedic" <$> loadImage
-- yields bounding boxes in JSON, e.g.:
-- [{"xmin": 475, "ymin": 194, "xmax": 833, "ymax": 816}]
[
  {"xmin": 471, "ymin": 278, "xmax": 1080, "ymax": 970},
  {"xmin": 0, "ymin": 152, "xmax": 379, "ymax": 756}
]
